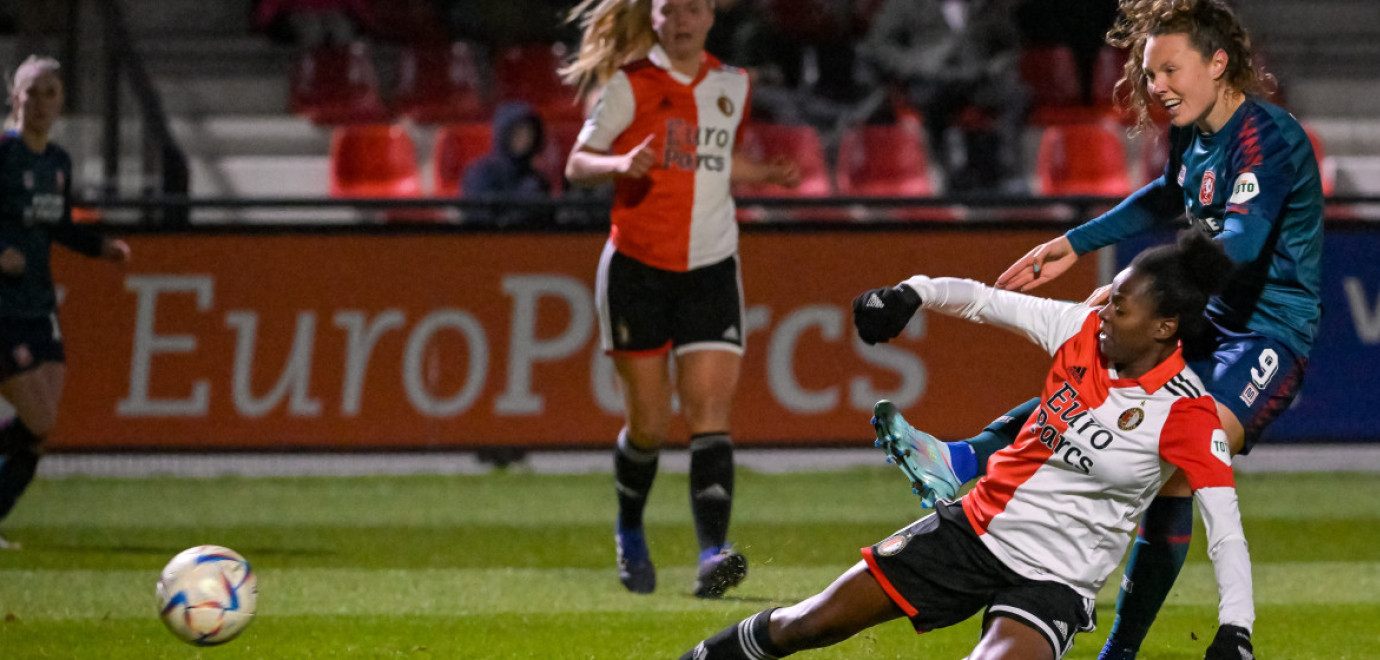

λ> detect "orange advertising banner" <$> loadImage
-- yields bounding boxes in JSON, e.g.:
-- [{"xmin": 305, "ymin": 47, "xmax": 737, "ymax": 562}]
[{"xmin": 47, "ymin": 229, "xmax": 1098, "ymax": 450}]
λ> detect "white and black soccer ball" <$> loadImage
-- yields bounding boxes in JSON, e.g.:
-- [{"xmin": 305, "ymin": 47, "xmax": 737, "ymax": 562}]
[{"xmin": 156, "ymin": 545, "xmax": 257, "ymax": 646}]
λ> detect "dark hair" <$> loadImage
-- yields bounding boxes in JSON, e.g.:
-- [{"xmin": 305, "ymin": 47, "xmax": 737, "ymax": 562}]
[
  {"xmin": 1128, "ymin": 230, "xmax": 1233, "ymax": 337},
  {"xmin": 1107, "ymin": 0, "xmax": 1275, "ymax": 134}
]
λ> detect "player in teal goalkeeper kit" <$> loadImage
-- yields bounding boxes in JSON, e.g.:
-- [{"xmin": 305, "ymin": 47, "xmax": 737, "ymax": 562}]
[
  {"xmin": 855, "ymin": 2, "xmax": 1323, "ymax": 658},
  {"xmin": 0, "ymin": 56, "xmax": 129, "ymax": 549}
]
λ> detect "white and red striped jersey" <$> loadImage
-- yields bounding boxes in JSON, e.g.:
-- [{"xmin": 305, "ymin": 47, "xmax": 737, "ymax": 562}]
[
  {"xmin": 902, "ymin": 275, "xmax": 1254, "ymax": 629},
  {"xmin": 577, "ymin": 45, "xmax": 750, "ymax": 272}
]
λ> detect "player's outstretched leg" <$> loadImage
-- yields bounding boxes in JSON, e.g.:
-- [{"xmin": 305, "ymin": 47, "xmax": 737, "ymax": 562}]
[
  {"xmin": 680, "ymin": 608, "xmax": 788, "ymax": 660},
  {"xmin": 871, "ymin": 400, "xmax": 961, "ymax": 507},
  {"xmin": 680, "ymin": 561, "xmax": 904, "ymax": 658},
  {"xmin": 614, "ymin": 429, "xmax": 658, "ymax": 593}
]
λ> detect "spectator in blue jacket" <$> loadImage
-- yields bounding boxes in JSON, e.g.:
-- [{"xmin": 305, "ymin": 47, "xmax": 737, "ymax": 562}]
[{"xmin": 461, "ymin": 102, "xmax": 553, "ymax": 227}]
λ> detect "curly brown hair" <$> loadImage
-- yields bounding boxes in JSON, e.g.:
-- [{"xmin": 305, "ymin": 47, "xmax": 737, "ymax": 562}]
[{"xmin": 1106, "ymin": 0, "xmax": 1275, "ymax": 133}]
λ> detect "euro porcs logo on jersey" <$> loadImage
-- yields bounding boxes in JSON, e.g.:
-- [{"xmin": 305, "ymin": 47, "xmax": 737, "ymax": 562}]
[
  {"xmin": 663, "ymin": 118, "xmax": 729, "ymax": 173},
  {"xmin": 1228, "ymin": 172, "xmax": 1261, "ymax": 204}
]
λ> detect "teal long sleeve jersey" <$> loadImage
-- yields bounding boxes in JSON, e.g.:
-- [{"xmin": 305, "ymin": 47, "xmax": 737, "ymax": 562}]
[
  {"xmin": 0, "ymin": 131, "xmax": 105, "ymax": 319},
  {"xmin": 1065, "ymin": 98, "xmax": 1324, "ymax": 358}
]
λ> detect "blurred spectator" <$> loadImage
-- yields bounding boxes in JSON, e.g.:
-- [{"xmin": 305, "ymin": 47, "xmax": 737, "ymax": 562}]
[
  {"xmin": 461, "ymin": 102, "xmax": 553, "ymax": 227},
  {"xmin": 716, "ymin": 0, "xmax": 879, "ymax": 135},
  {"xmin": 253, "ymin": 0, "xmax": 377, "ymax": 48},
  {"xmin": 1016, "ymin": 0, "xmax": 1118, "ymax": 105},
  {"xmin": 860, "ymin": 0, "xmax": 1029, "ymax": 193}
]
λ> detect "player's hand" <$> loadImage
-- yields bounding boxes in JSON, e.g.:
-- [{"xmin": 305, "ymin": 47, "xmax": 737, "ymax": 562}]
[
  {"xmin": 852, "ymin": 284, "xmax": 921, "ymax": 345},
  {"xmin": 766, "ymin": 157, "xmax": 802, "ymax": 189},
  {"xmin": 1083, "ymin": 283, "xmax": 1111, "ymax": 308},
  {"xmin": 618, "ymin": 134, "xmax": 657, "ymax": 178},
  {"xmin": 101, "ymin": 238, "xmax": 131, "ymax": 263},
  {"xmin": 995, "ymin": 236, "xmax": 1078, "ymax": 292},
  {"xmin": 1204, "ymin": 624, "xmax": 1253, "ymax": 660},
  {"xmin": 0, "ymin": 247, "xmax": 25, "ymax": 276}
]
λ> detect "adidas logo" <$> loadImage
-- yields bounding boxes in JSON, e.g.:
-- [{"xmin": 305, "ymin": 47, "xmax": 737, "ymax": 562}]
[
  {"xmin": 1070, "ymin": 366, "xmax": 1087, "ymax": 382},
  {"xmin": 865, "ymin": 293, "xmax": 885, "ymax": 309},
  {"xmin": 694, "ymin": 484, "xmax": 731, "ymax": 501},
  {"xmin": 722, "ymin": 326, "xmax": 740, "ymax": 341},
  {"xmin": 1054, "ymin": 620, "xmax": 1068, "ymax": 637}
]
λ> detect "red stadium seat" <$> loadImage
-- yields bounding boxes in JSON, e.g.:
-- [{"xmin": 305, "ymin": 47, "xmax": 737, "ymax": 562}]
[
  {"xmin": 1036, "ymin": 122, "xmax": 1131, "ymax": 196},
  {"xmin": 394, "ymin": 42, "xmax": 490, "ymax": 125},
  {"xmin": 329, "ymin": 124, "xmax": 421, "ymax": 198},
  {"xmin": 836, "ymin": 119, "xmax": 933, "ymax": 197},
  {"xmin": 733, "ymin": 123, "xmax": 833, "ymax": 220},
  {"xmin": 1091, "ymin": 46, "xmax": 1128, "ymax": 107},
  {"xmin": 1138, "ymin": 132, "xmax": 1171, "ymax": 186},
  {"xmin": 432, "ymin": 123, "xmax": 494, "ymax": 197},
  {"xmin": 534, "ymin": 120, "xmax": 583, "ymax": 195},
  {"xmin": 733, "ymin": 124, "xmax": 831, "ymax": 197},
  {"xmin": 290, "ymin": 42, "xmax": 392, "ymax": 125},
  {"xmin": 836, "ymin": 120, "xmax": 955, "ymax": 221},
  {"xmin": 1021, "ymin": 45, "xmax": 1106, "ymax": 126},
  {"xmin": 492, "ymin": 44, "xmax": 583, "ymax": 122}
]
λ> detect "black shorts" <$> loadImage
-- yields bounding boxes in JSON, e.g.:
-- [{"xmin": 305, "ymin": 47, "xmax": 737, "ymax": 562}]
[
  {"xmin": 595, "ymin": 242, "xmax": 744, "ymax": 356},
  {"xmin": 0, "ymin": 314, "xmax": 65, "ymax": 380},
  {"xmin": 862, "ymin": 502, "xmax": 1096, "ymax": 659}
]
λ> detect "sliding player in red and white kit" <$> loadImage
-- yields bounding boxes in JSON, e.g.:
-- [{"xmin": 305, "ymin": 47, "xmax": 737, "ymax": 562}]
[
  {"xmin": 678, "ymin": 232, "xmax": 1255, "ymax": 660},
  {"xmin": 563, "ymin": 0, "xmax": 800, "ymax": 598}
]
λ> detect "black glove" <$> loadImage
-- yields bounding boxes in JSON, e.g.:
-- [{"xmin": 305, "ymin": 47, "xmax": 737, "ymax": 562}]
[
  {"xmin": 852, "ymin": 284, "xmax": 922, "ymax": 345},
  {"xmin": 1204, "ymin": 624, "xmax": 1254, "ymax": 660}
]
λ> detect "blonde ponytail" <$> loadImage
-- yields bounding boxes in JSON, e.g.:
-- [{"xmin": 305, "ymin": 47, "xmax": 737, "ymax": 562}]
[{"xmin": 559, "ymin": 0, "xmax": 655, "ymax": 101}]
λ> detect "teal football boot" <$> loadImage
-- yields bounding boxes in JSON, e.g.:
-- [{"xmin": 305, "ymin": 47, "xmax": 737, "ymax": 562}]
[{"xmin": 872, "ymin": 400, "xmax": 962, "ymax": 507}]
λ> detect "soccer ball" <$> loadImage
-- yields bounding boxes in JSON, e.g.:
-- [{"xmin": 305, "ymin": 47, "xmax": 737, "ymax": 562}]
[{"xmin": 156, "ymin": 545, "xmax": 257, "ymax": 646}]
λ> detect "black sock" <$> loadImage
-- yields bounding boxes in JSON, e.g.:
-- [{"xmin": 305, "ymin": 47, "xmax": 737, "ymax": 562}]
[
  {"xmin": 0, "ymin": 419, "xmax": 42, "ymax": 524},
  {"xmin": 680, "ymin": 608, "xmax": 789, "ymax": 660},
  {"xmin": 689, "ymin": 432, "xmax": 734, "ymax": 553},
  {"xmin": 614, "ymin": 429, "xmax": 659, "ymax": 532}
]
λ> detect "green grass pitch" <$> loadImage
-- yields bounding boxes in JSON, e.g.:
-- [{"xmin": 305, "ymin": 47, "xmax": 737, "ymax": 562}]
[{"xmin": 1, "ymin": 467, "xmax": 1378, "ymax": 658}]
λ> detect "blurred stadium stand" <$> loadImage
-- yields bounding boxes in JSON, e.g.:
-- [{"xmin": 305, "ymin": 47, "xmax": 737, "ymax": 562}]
[{"xmin": 4, "ymin": 0, "xmax": 1376, "ymax": 212}]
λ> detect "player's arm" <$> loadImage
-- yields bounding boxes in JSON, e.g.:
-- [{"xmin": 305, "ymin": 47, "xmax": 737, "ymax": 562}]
[
  {"xmin": 997, "ymin": 128, "xmax": 1189, "ymax": 292},
  {"xmin": 1214, "ymin": 122, "xmax": 1298, "ymax": 266},
  {"xmin": 1159, "ymin": 399, "xmax": 1256, "ymax": 658},
  {"xmin": 853, "ymin": 275, "xmax": 1090, "ymax": 355},
  {"xmin": 49, "ymin": 154, "xmax": 127, "ymax": 262},
  {"xmin": 565, "ymin": 72, "xmax": 643, "ymax": 186},
  {"xmin": 730, "ymin": 153, "xmax": 800, "ymax": 188}
]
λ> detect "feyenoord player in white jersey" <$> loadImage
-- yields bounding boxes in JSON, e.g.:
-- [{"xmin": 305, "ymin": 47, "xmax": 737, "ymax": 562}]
[
  {"xmin": 678, "ymin": 233, "xmax": 1256, "ymax": 660},
  {"xmin": 563, "ymin": 0, "xmax": 800, "ymax": 598}
]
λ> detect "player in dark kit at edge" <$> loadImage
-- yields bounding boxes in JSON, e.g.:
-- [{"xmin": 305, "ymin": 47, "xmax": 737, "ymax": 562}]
[{"xmin": 0, "ymin": 56, "xmax": 130, "ymax": 549}]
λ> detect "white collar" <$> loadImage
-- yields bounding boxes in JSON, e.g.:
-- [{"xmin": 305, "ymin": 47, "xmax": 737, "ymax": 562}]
[{"xmin": 648, "ymin": 44, "xmax": 695, "ymax": 85}]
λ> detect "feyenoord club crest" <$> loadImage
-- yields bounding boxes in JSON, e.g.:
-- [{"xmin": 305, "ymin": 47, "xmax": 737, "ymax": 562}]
[
  {"xmin": 1118, "ymin": 407, "xmax": 1145, "ymax": 431},
  {"xmin": 1199, "ymin": 170, "xmax": 1216, "ymax": 206},
  {"xmin": 717, "ymin": 94, "xmax": 734, "ymax": 117},
  {"xmin": 877, "ymin": 534, "xmax": 909, "ymax": 557}
]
